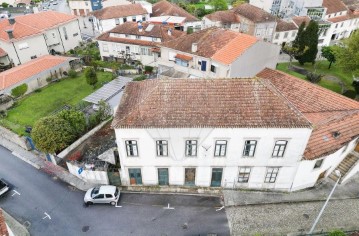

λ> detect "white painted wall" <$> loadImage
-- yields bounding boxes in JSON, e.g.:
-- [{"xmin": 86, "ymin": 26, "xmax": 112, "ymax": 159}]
[
  {"xmin": 249, "ymin": 0, "xmax": 273, "ymax": 13},
  {"xmin": 94, "ymin": 14, "xmax": 149, "ymax": 33},
  {"xmin": 102, "ymin": 0, "xmax": 131, "ymax": 8},
  {"xmin": 254, "ymin": 22, "xmax": 276, "ymax": 42},
  {"xmin": 272, "ymin": 30, "xmax": 297, "ymax": 46},
  {"xmin": 202, "ymin": 17, "xmax": 240, "ymax": 31},
  {"xmin": 69, "ymin": 0, "xmax": 92, "ymax": 16},
  {"xmin": 114, "ymin": 127, "xmax": 312, "ymax": 191},
  {"xmin": 67, "ymin": 161, "xmax": 110, "ymax": 185}
]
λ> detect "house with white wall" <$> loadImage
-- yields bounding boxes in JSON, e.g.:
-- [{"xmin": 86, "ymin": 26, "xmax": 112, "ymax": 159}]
[
  {"xmin": 0, "ymin": 11, "xmax": 82, "ymax": 66},
  {"xmin": 112, "ymin": 68, "xmax": 359, "ymax": 191},
  {"xmin": 91, "ymin": 4, "xmax": 150, "ymax": 33},
  {"xmin": 272, "ymin": 19, "xmax": 298, "ymax": 46},
  {"xmin": 202, "ymin": 10, "xmax": 241, "ymax": 31},
  {"xmin": 96, "ymin": 22, "xmax": 185, "ymax": 66},
  {"xmin": 157, "ymin": 27, "xmax": 280, "ymax": 79},
  {"xmin": 69, "ymin": 0, "xmax": 93, "ymax": 16}
]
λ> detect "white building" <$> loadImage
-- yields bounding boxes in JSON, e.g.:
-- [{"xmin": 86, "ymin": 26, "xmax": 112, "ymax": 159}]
[
  {"xmin": 112, "ymin": 68, "xmax": 359, "ymax": 191},
  {"xmin": 202, "ymin": 10, "xmax": 241, "ymax": 31},
  {"xmin": 96, "ymin": 22, "xmax": 185, "ymax": 66},
  {"xmin": 0, "ymin": 11, "xmax": 82, "ymax": 66},
  {"xmin": 272, "ymin": 19, "xmax": 298, "ymax": 46},
  {"xmin": 91, "ymin": 4, "xmax": 150, "ymax": 33},
  {"xmin": 68, "ymin": 0, "xmax": 93, "ymax": 16},
  {"xmin": 157, "ymin": 27, "xmax": 280, "ymax": 79}
]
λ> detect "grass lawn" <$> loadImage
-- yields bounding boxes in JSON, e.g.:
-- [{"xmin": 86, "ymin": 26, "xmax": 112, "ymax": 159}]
[
  {"xmin": 2, "ymin": 71, "xmax": 113, "ymax": 135},
  {"xmin": 276, "ymin": 61, "xmax": 354, "ymax": 94}
]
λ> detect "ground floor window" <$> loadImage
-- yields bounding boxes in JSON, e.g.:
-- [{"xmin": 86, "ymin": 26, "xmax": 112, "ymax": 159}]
[
  {"xmin": 238, "ymin": 167, "xmax": 251, "ymax": 183},
  {"xmin": 184, "ymin": 168, "xmax": 196, "ymax": 186},
  {"xmin": 264, "ymin": 167, "xmax": 280, "ymax": 183},
  {"xmin": 129, "ymin": 168, "xmax": 142, "ymax": 185}
]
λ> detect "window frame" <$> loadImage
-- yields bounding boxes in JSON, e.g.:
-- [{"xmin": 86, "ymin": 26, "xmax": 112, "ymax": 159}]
[
  {"xmin": 214, "ymin": 140, "xmax": 227, "ymax": 157},
  {"xmin": 184, "ymin": 168, "xmax": 196, "ymax": 186},
  {"xmin": 125, "ymin": 140, "xmax": 138, "ymax": 157},
  {"xmin": 264, "ymin": 167, "xmax": 280, "ymax": 183},
  {"xmin": 238, "ymin": 167, "xmax": 251, "ymax": 183},
  {"xmin": 156, "ymin": 140, "xmax": 168, "ymax": 157},
  {"xmin": 210, "ymin": 65, "xmax": 216, "ymax": 73},
  {"xmin": 314, "ymin": 159, "xmax": 324, "ymax": 169},
  {"xmin": 185, "ymin": 140, "xmax": 197, "ymax": 157},
  {"xmin": 242, "ymin": 140, "xmax": 257, "ymax": 157},
  {"xmin": 272, "ymin": 140, "xmax": 288, "ymax": 158}
]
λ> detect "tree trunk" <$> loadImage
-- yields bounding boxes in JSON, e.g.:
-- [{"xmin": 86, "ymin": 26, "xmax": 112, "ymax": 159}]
[{"xmin": 328, "ymin": 61, "xmax": 332, "ymax": 69}]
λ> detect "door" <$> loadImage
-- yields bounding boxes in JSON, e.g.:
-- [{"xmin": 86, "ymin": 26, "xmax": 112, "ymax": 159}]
[
  {"xmin": 129, "ymin": 168, "xmax": 142, "ymax": 185},
  {"xmin": 201, "ymin": 60, "xmax": 207, "ymax": 71},
  {"xmin": 211, "ymin": 168, "xmax": 223, "ymax": 187},
  {"xmin": 158, "ymin": 168, "xmax": 169, "ymax": 185}
]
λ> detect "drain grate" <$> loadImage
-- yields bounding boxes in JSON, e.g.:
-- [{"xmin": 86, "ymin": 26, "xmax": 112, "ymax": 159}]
[
  {"xmin": 82, "ymin": 226, "xmax": 90, "ymax": 232},
  {"xmin": 23, "ymin": 221, "xmax": 31, "ymax": 228}
]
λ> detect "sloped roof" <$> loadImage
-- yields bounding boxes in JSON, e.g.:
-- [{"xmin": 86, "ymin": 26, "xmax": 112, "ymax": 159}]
[
  {"xmin": 0, "ymin": 55, "xmax": 73, "ymax": 91},
  {"xmin": 232, "ymin": 3, "xmax": 276, "ymax": 23},
  {"xmin": 112, "ymin": 78, "xmax": 311, "ymax": 129},
  {"xmin": 160, "ymin": 27, "xmax": 258, "ymax": 65},
  {"xmin": 342, "ymin": 0, "xmax": 359, "ymax": 11},
  {"xmin": 0, "ymin": 11, "xmax": 77, "ymax": 42},
  {"xmin": 152, "ymin": 0, "xmax": 199, "ymax": 22},
  {"xmin": 91, "ymin": 4, "xmax": 148, "ymax": 20},
  {"xmin": 276, "ymin": 19, "xmax": 298, "ymax": 32},
  {"xmin": 323, "ymin": 0, "xmax": 348, "ymax": 14},
  {"xmin": 328, "ymin": 15, "xmax": 350, "ymax": 23},
  {"xmin": 0, "ymin": 48, "xmax": 7, "ymax": 57},
  {"xmin": 292, "ymin": 16, "xmax": 311, "ymax": 27},
  {"xmin": 257, "ymin": 68, "xmax": 359, "ymax": 160},
  {"xmin": 204, "ymin": 10, "xmax": 241, "ymax": 23}
]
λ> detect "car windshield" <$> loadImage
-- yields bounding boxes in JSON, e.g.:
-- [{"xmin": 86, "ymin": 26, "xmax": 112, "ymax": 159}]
[{"xmin": 91, "ymin": 187, "xmax": 100, "ymax": 197}]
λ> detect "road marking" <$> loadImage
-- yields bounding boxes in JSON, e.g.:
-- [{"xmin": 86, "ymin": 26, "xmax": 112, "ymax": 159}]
[
  {"xmin": 216, "ymin": 206, "xmax": 225, "ymax": 211},
  {"xmin": 115, "ymin": 202, "xmax": 122, "ymax": 208},
  {"xmin": 163, "ymin": 203, "xmax": 175, "ymax": 210},
  {"xmin": 11, "ymin": 190, "xmax": 20, "ymax": 197},
  {"xmin": 42, "ymin": 212, "xmax": 51, "ymax": 220}
]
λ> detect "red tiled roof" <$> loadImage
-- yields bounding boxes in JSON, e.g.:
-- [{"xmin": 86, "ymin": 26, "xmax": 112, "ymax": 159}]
[
  {"xmin": 232, "ymin": 3, "xmax": 276, "ymax": 23},
  {"xmin": 276, "ymin": 19, "xmax": 298, "ymax": 32},
  {"xmin": 91, "ymin": 4, "xmax": 148, "ymax": 20},
  {"xmin": 323, "ymin": 0, "xmax": 348, "ymax": 14},
  {"xmin": 0, "ymin": 55, "xmax": 73, "ymax": 91},
  {"xmin": 0, "ymin": 209, "xmax": 9, "ymax": 236},
  {"xmin": 175, "ymin": 53, "xmax": 192, "ymax": 61},
  {"xmin": 161, "ymin": 27, "xmax": 257, "ymax": 65},
  {"xmin": 152, "ymin": 0, "xmax": 199, "ymax": 22},
  {"xmin": 0, "ymin": 11, "xmax": 77, "ymax": 42},
  {"xmin": 204, "ymin": 10, "xmax": 241, "ymax": 23},
  {"xmin": 112, "ymin": 78, "xmax": 311, "ymax": 129},
  {"xmin": 292, "ymin": 16, "xmax": 311, "ymax": 27},
  {"xmin": 328, "ymin": 14, "xmax": 350, "ymax": 23},
  {"xmin": 0, "ymin": 48, "xmax": 7, "ymax": 57},
  {"xmin": 257, "ymin": 68, "xmax": 359, "ymax": 160},
  {"xmin": 97, "ymin": 33, "xmax": 158, "ymax": 47}
]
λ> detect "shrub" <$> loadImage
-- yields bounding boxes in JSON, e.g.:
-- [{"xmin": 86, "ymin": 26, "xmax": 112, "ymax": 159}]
[
  {"xmin": 1, "ymin": 2, "xmax": 9, "ymax": 7},
  {"xmin": 133, "ymin": 75, "xmax": 147, "ymax": 81},
  {"xmin": 343, "ymin": 90, "xmax": 356, "ymax": 99},
  {"xmin": 57, "ymin": 109, "xmax": 86, "ymax": 137},
  {"xmin": 88, "ymin": 113, "xmax": 99, "ymax": 129},
  {"xmin": 0, "ymin": 110, "xmax": 7, "ymax": 118},
  {"xmin": 34, "ymin": 88, "xmax": 42, "ymax": 93},
  {"xmin": 68, "ymin": 69, "xmax": 78, "ymax": 78},
  {"xmin": 328, "ymin": 230, "xmax": 346, "ymax": 236},
  {"xmin": 144, "ymin": 66, "xmax": 154, "ymax": 73},
  {"xmin": 306, "ymin": 72, "xmax": 322, "ymax": 83},
  {"xmin": 69, "ymin": 49, "xmax": 75, "ymax": 54},
  {"xmin": 46, "ymin": 77, "xmax": 52, "ymax": 83},
  {"xmin": 84, "ymin": 67, "xmax": 98, "ymax": 88},
  {"xmin": 11, "ymin": 84, "xmax": 28, "ymax": 98}
]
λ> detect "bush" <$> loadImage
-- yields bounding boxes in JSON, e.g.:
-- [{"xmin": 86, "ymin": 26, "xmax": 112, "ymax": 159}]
[
  {"xmin": 11, "ymin": 84, "xmax": 28, "ymax": 98},
  {"xmin": 328, "ymin": 230, "xmax": 346, "ymax": 236},
  {"xmin": 88, "ymin": 113, "xmax": 99, "ymax": 129},
  {"xmin": 133, "ymin": 75, "xmax": 147, "ymax": 81},
  {"xmin": 0, "ymin": 110, "xmax": 7, "ymax": 118},
  {"xmin": 1, "ymin": 2, "xmax": 9, "ymax": 7},
  {"xmin": 34, "ymin": 88, "xmax": 42, "ymax": 93},
  {"xmin": 343, "ymin": 90, "xmax": 356, "ymax": 99},
  {"xmin": 144, "ymin": 66, "xmax": 154, "ymax": 73},
  {"xmin": 306, "ymin": 72, "xmax": 322, "ymax": 83},
  {"xmin": 69, "ymin": 49, "xmax": 75, "ymax": 54},
  {"xmin": 46, "ymin": 77, "xmax": 52, "ymax": 83},
  {"xmin": 68, "ymin": 69, "xmax": 78, "ymax": 78}
]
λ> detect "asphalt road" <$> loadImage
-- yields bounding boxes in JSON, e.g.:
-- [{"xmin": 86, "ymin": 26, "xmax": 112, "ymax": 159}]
[{"xmin": 0, "ymin": 146, "xmax": 230, "ymax": 236}]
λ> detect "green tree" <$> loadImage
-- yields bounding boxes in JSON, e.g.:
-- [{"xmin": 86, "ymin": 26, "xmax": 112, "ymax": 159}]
[
  {"xmin": 57, "ymin": 109, "xmax": 86, "ymax": 137},
  {"xmin": 282, "ymin": 44, "xmax": 308, "ymax": 68},
  {"xmin": 210, "ymin": 0, "xmax": 228, "ymax": 11},
  {"xmin": 321, "ymin": 46, "xmax": 336, "ymax": 69},
  {"xmin": 292, "ymin": 22, "xmax": 305, "ymax": 50},
  {"xmin": 295, "ymin": 20, "xmax": 319, "ymax": 65},
  {"xmin": 32, "ymin": 116, "xmax": 76, "ymax": 154},
  {"xmin": 85, "ymin": 67, "xmax": 98, "ymax": 88},
  {"xmin": 333, "ymin": 31, "xmax": 359, "ymax": 75},
  {"xmin": 11, "ymin": 84, "xmax": 28, "ymax": 98},
  {"xmin": 96, "ymin": 100, "xmax": 112, "ymax": 121}
]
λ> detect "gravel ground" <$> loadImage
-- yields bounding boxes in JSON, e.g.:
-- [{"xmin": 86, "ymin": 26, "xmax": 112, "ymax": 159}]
[{"xmin": 226, "ymin": 199, "xmax": 359, "ymax": 235}]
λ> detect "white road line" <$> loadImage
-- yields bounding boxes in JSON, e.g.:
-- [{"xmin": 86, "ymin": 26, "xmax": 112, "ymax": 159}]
[
  {"xmin": 163, "ymin": 203, "xmax": 175, "ymax": 210},
  {"xmin": 115, "ymin": 202, "xmax": 122, "ymax": 208},
  {"xmin": 216, "ymin": 206, "xmax": 225, "ymax": 211},
  {"xmin": 42, "ymin": 212, "xmax": 51, "ymax": 220},
  {"xmin": 11, "ymin": 190, "xmax": 20, "ymax": 196}
]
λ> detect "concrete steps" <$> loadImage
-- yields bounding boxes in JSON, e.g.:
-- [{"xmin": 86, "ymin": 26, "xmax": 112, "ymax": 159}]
[{"xmin": 329, "ymin": 152, "xmax": 359, "ymax": 183}]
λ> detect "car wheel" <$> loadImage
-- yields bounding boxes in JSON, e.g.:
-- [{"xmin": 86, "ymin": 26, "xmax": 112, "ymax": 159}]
[
  {"xmin": 86, "ymin": 201, "xmax": 93, "ymax": 206},
  {"xmin": 110, "ymin": 201, "xmax": 116, "ymax": 206}
]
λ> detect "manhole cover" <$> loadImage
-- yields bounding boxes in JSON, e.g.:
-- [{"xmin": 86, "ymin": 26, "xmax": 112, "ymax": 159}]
[
  {"xmin": 23, "ymin": 221, "xmax": 31, "ymax": 228},
  {"xmin": 303, "ymin": 214, "xmax": 310, "ymax": 219},
  {"xmin": 82, "ymin": 226, "xmax": 90, "ymax": 232}
]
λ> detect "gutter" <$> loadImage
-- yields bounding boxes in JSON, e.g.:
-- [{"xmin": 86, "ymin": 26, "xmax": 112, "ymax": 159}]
[{"xmin": 11, "ymin": 42, "xmax": 21, "ymax": 65}]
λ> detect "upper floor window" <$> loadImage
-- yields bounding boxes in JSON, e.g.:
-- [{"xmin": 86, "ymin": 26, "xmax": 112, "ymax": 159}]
[
  {"xmin": 243, "ymin": 140, "xmax": 257, "ymax": 157},
  {"xmin": 214, "ymin": 140, "xmax": 227, "ymax": 157},
  {"xmin": 102, "ymin": 43, "xmax": 109, "ymax": 52},
  {"xmin": 272, "ymin": 140, "xmax": 287, "ymax": 157},
  {"xmin": 123, "ymin": 17, "xmax": 127, "ymax": 23},
  {"xmin": 115, "ymin": 18, "xmax": 120, "ymax": 25},
  {"xmin": 175, "ymin": 58, "xmax": 188, "ymax": 67},
  {"xmin": 142, "ymin": 16, "xmax": 146, "ymax": 22},
  {"xmin": 210, "ymin": 65, "xmax": 216, "ymax": 73},
  {"xmin": 156, "ymin": 140, "xmax": 168, "ymax": 157},
  {"xmin": 238, "ymin": 167, "xmax": 251, "ymax": 183},
  {"xmin": 284, "ymin": 32, "xmax": 288, "ymax": 39},
  {"xmin": 265, "ymin": 167, "xmax": 280, "ymax": 183},
  {"xmin": 185, "ymin": 140, "xmax": 197, "ymax": 157},
  {"xmin": 63, "ymin": 27, "xmax": 68, "ymax": 40},
  {"xmin": 314, "ymin": 159, "xmax": 323, "ymax": 169},
  {"xmin": 275, "ymin": 33, "xmax": 279, "ymax": 39},
  {"xmin": 132, "ymin": 16, "xmax": 136, "ymax": 22},
  {"xmin": 125, "ymin": 140, "xmax": 138, "ymax": 157}
]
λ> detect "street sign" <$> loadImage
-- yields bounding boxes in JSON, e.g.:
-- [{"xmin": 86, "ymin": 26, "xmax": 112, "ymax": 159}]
[{"xmin": 78, "ymin": 167, "xmax": 83, "ymax": 175}]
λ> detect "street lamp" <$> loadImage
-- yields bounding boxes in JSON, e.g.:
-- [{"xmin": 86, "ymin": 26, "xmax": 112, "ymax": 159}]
[{"xmin": 308, "ymin": 170, "xmax": 341, "ymax": 234}]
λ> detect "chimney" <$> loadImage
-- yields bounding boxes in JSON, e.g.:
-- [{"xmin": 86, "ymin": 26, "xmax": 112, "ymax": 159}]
[
  {"xmin": 167, "ymin": 28, "xmax": 172, "ymax": 36},
  {"xmin": 8, "ymin": 18, "xmax": 15, "ymax": 25},
  {"xmin": 5, "ymin": 29, "xmax": 14, "ymax": 39},
  {"xmin": 191, "ymin": 43, "xmax": 198, "ymax": 53}
]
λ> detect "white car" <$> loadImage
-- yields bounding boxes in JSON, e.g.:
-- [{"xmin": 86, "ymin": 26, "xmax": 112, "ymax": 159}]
[
  {"xmin": 0, "ymin": 179, "xmax": 9, "ymax": 197},
  {"xmin": 84, "ymin": 185, "xmax": 120, "ymax": 206}
]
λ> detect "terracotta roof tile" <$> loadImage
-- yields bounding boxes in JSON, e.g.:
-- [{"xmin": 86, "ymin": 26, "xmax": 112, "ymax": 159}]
[
  {"xmin": 0, "ymin": 11, "xmax": 77, "ymax": 41},
  {"xmin": 97, "ymin": 33, "xmax": 158, "ymax": 47},
  {"xmin": 175, "ymin": 53, "xmax": 192, "ymax": 61},
  {"xmin": 161, "ymin": 27, "xmax": 257, "ymax": 65},
  {"xmin": 112, "ymin": 78, "xmax": 311, "ymax": 129},
  {"xmin": 91, "ymin": 4, "xmax": 148, "ymax": 20},
  {"xmin": 232, "ymin": 3, "xmax": 276, "ymax": 23},
  {"xmin": 0, "ymin": 55, "xmax": 73, "ymax": 91},
  {"xmin": 292, "ymin": 16, "xmax": 311, "ymax": 27},
  {"xmin": 276, "ymin": 19, "xmax": 298, "ymax": 32},
  {"xmin": 328, "ymin": 14, "xmax": 350, "ymax": 23},
  {"xmin": 152, "ymin": 0, "xmax": 199, "ymax": 22},
  {"xmin": 323, "ymin": 0, "xmax": 348, "ymax": 14},
  {"xmin": 342, "ymin": 0, "xmax": 359, "ymax": 11},
  {"xmin": 0, "ymin": 209, "xmax": 9, "ymax": 236},
  {"xmin": 0, "ymin": 48, "xmax": 7, "ymax": 57},
  {"xmin": 204, "ymin": 10, "xmax": 241, "ymax": 23},
  {"xmin": 257, "ymin": 68, "xmax": 359, "ymax": 160}
]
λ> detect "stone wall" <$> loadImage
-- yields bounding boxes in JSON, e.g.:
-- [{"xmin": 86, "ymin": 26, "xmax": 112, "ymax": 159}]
[{"xmin": 0, "ymin": 126, "xmax": 28, "ymax": 150}]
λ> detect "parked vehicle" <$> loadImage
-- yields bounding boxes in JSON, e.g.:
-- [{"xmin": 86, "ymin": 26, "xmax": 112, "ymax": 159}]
[
  {"xmin": 84, "ymin": 185, "xmax": 120, "ymax": 206},
  {"xmin": 0, "ymin": 179, "xmax": 9, "ymax": 197}
]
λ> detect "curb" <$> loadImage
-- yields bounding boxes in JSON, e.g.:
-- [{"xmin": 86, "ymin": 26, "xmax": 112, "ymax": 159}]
[
  {"xmin": 120, "ymin": 190, "xmax": 222, "ymax": 198},
  {"xmin": 11, "ymin": 151, "xmax": 41, "ymax": 170}
]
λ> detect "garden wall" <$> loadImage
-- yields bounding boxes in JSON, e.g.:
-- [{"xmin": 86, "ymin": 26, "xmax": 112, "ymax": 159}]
[
  {"xmin": 0, "ymin": 126, "xmax": 29, "ymax": 150},
  {"xmin": 66, "ymin": 161, "xmax": 109, "ymax": 185}
]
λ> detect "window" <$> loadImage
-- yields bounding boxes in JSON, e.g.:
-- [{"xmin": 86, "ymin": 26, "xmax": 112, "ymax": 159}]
[
  {"xmin": 265, "ymin": 167, "xmax": 280, "ymax": 183},
  {"xmin": 275, "ymin": 33, "xmax": 279, "ymax": 39},
  {"xmin": 291, "ymin": 31, "xmax": 296, "ymax": 37},
  {"xmin": 30, "ymin": 55, "xmax": 37, "ymax": 59},
  {"xmin": 175, "ymin": 58, "xmax": 189, "ymax": 67},
  {"xmin": 123, "ymin": 17, "xmax": 127, "ymax": 23},
  {"xmin": 243, "ymin": 140, "xmax": 257, "ymax": 157},
  {"xmin": 125, "ymin": 34, "xmax": 130, "ymax": 38},
  {"xmin": 214, "ymin": 140, "xmax": 227, "ymax": 157},
  {"xmin": 238, "ymin": 167, "xmax": 251, "ymax": 183},
  {"xmin": 210, "ymin": 65, "xmax": 216, "ymax": 73},
  {"xmin": 115, "ymin": 18, "xmax": 120, "ymax": 25},
  {"xmin": 335, "ymin": 23, "xmax": 338, "ymax": 28},
  {"xmin": 125, "ymin": 140, "xmax": 138, "ymax": 157},
  {"xmin": 63, "ymin": 27, "xmax": 68, "ymax": 40},
  {"xmin": 136, "ymin": 35, "xmax": 141, "ymax": 39},
  {"xmin": 340, "ymin": 22, "xmax": 344, "ymax": 27},
  {"xmin": 284, "ymin": 32, "xmax": 288, "ymax": 39},
  {"xmin": 156, "ymin": 140, "xmax": 168, "ymax": 157},
  {"xmin": 85, "ymin": 1, "xmax": 88, "ymax": 6},
  {"xmin": 184, "ymin": 168, "xmax": 196, "ymax": 186},
  {"xmin": 93, "ymin": 194, "xmax": 104, "ymax": 199},
  {"xmin": 142, "ymin": 16, "xmax": 146, "ymax": 22},
  {"xmin": 272, "ymin": 140, "xmax": 287, "ymax": 157},
  {"xmin": 132, "ymin": 16, "xmax": 136, "ymax": 22},
  {"xmin": 103, "ymin": 43, "xmax": 109, "ymax": 52},
  {"xmin": 185, "ymin": 140, "xmax": 197, "ymax": 157},
  {"xmin": 314, "ymin": 159, "xmax": 323, "ymax": 169},
  {"xmin": 105, "ymin": 194, "xmax": 113, "ymax": 198}
]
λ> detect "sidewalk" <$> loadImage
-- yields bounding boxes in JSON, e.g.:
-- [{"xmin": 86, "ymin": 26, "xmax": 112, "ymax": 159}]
[{"xmin": 1, "ymin": 138, "xmax": 96, "ymax": 191}]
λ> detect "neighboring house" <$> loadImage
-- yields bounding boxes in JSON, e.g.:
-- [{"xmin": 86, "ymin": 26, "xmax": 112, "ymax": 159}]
[
  {"xmin": 272, "ymin": 19, "xmax": 298, "ymax": 46},
  {"xmin": 0, "ymin": 55, "xmax": 77, "ymax": 95},
  {"xmin": 112, "ymin": 68, "xmax": 359, "ymax": 191},
  {"xmin": 69, "ymin": 0, "xmax": 94, "ymax": 16},
  {"xmin": 151, "ymin": 0, "xmax": 201, "ymax": 31},
  {"xmin": 231, "ymin": 3, "xmax": 277, "ymax": 42},
  {"xmin": 97, "ymin": 22, "xmax": 185, "ymax": 66},
  {"xmin": 0, "ymin": 48, "xmax": 11, "ymax": 69},
  {"xmin": 0, "ymin": 11, "xmax": 82, "ymax": 66},
  {"xmin": 202, "ymin": 10, "xmax": 241, "ymax": 31},
  {"xmin": 157, "ymin": 27, "xmax": 280, "ymax": 79},
  {"xmin": 91, "ymin": 4, "xmax": 149, "ymax": 33}
]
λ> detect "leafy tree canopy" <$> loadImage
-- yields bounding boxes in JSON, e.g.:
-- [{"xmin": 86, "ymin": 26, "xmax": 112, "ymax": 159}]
[
  {"xmin": 57, "ymin": 109, "xmax": 86, "ymax": 137},
  {"xmin": 321, "ymin": 46, "xmax": 336, "ymax": 69},
  {"xmin": 333, "ymin": 31, "xmax": 359, "ymax": 76},
  {"xmin": 85, "ymin": 67, "xmax": 98, "ymax": 88},
  {"xmin": 210, "ymin": 0, "xmax": 228, "ymax": 11}
]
